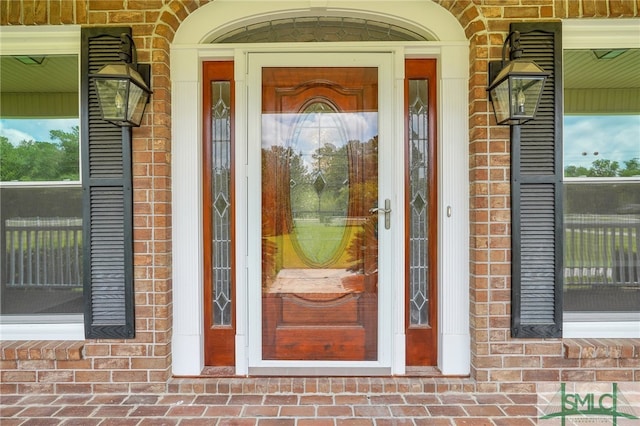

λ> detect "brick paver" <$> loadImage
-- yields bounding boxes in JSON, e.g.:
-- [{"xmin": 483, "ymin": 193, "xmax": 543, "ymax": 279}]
[{"xmin": 0, "ymin": 388, "xmax": 540, "ymax": 425}]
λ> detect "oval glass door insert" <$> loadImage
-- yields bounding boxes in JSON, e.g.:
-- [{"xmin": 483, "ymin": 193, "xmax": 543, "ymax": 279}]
[{"xmin": 289, "ymin": 101, "xmax": 350, "ymax": 267}]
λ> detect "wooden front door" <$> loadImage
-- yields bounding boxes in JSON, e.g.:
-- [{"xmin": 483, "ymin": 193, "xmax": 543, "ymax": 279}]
[{"xmin": 261, "ymin": 67, "xmax": 379, "ymax": 361}]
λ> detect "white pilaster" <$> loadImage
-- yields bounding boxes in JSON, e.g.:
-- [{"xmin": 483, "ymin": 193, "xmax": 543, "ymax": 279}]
[
  {"xmin": 438, "ymin": 44, "xmax": 470, "ymax": 376},
  {"xmin": 171, "ymin": 48, "xmax": 204, "ymax": 376}
]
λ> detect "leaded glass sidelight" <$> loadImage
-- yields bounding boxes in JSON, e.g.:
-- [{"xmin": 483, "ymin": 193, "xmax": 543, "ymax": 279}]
[
  {"xmin": 408, "ymin": 79, "xmax": 430, "ymax": 326},
  {"xmin": 211, "ymin": 81, "xmax": 232, "ymax": 326}
]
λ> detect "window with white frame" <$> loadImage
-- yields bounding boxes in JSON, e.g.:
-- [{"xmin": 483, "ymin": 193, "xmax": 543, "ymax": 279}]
[
  {"xmin": 562, "ymin": 21, "xmax": 640, "ymax": 337},
  {"xmin": 0, "ymin": 27, "xmax": 84, "ymax": 338}
]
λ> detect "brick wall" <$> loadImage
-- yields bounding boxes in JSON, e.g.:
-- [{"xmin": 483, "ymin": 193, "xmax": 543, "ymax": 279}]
[
  {"xmin": 0, "ymin": 0, "xmax": 179, "ymax": 394},
  {"xmin": 0, "ymin": 0, "xmax": 638, "ymax": 394},
  {"xmin": 454, "ymin": 0, "xmax": 640, "ymax": 393}
]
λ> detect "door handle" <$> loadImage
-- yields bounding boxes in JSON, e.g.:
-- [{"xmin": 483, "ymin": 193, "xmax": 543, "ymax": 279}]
[{"xmin": 369, "ymin": 198, "xmax": 391, "ymax": 230}]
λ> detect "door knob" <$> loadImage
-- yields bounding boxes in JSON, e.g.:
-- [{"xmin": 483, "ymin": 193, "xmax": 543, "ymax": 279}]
[{"xmin": 369, "ymin": 198, "xmax": 391, "ymax": 229}]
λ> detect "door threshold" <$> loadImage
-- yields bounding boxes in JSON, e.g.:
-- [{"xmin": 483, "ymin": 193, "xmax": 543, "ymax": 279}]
[
  {"xmin": 199, "ymin": 366, "xmax": 445, "ymax": 378},
  {"xmin": 404, "ymin": 366, "xmax": 444, "ymax": 377},
  {"xmin": 249, "ymin": 366, "xmax": 392, "ymax": 377},
  {"xmin": 200, "ymin": 366, "xmax": 237, "ymax": 377}
]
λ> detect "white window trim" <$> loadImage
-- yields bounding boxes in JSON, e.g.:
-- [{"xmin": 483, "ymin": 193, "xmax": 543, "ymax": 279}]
[
  {"xmin": 0, "ymin": 25, "xmax": 84, "ymax": 341},
  {"xmin": 562, "ymin": 19, "xmax": 640, "ymax": 339},
  {"xmin": 171, "ymin": 1, "xmax": 470, "ymax": 376},
  {"xmin": 0, "ymin": 317, "xmax": 84, "ymax": 341},
  {"xmin": 0, "ymin": 26, "xmax": 81, "ymax": 55}
]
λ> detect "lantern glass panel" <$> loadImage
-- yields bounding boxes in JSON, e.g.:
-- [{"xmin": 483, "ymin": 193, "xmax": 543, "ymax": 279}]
[
  {"xmin": 490, "ymin": 80, "xmax": 511, "ymax": 124},
  {"xmin": 95, "ymin": 78, "xmax": 129, "ymax": 121},
  {"xmin": 510, "ymin": 76, "xmax": 546, "ymax": 119},
  {"xmin": 127, "ymin": 82, "xmax": 148, "ymax": 124}
]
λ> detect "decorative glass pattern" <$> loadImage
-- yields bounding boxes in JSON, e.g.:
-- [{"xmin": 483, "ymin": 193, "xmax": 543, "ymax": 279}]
[
  {"xmin": 211, "ymin": 81, "xmax": 232, "ymax": 326},
  {"xmin": 288, "ymin": 101, "xmax": 351, "ymax": 267},
  {"xmin": 213, "ymin": 17, "xmax": 428, "ymax": 43},
  {"xmin": 408, "ymin": 79, "xmax": 430, "ymax": 326}
]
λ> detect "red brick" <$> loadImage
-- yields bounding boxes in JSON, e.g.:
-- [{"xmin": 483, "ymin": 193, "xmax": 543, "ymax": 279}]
[
  {"xmin": 261, "ymin": 395, "xmax": 296, "ymax": 405},
  {"xmin": 596, "ymin": 369, "xmax": 634, "ymax": 381},
  {"xmin": 562, "ymin": 369, "xmax": 595, "ymax": 381},
  {"xmin": 427, "ymin": 405, "xmax": 467, "ymax": 417},
  {"xmin": 491, "ymin": 344, "xmax": 524, "ymax": 354},
  {"xmin": 20, "ymin": 406, "xmax": 60, "ymax": 417},
  {"xmin": 609, "ymin": 0, "xmax": 636, "ymax": 16},
  {"xmin": 259, "ymin": 420, "xmax": 295, "ymax": 426},
  {"xmin": 245, "ymin": 405, "xmax": 280, "ymax": 416},
  {"xmin": 75, "ymin": 370, "xmax": 111, "ymax": 383},
  {"xmin": 353, "ymin": 405, "xmax": 391, "ymax": 417},
  {"xmin": 130, "ymin": 405, "xmax": 171, "ymax": 417},
  {"xmin": 93, "ymin": 383, "xmax": 130, "ymax": 393},
  {"xmin": 38, "ymin": 370, "xmax": 74, "ymax": 382},
  {"xmin": 1, "ymin": 370, "xmax": 36, "ymax": 382},
  {"xmin": 298, "ymin": 420, "xmax": 335, "ymax": 426},
  {"xmin": 18, "ymin": 360, "xmax": 55, "ymax": 370},
  {"xmin": 317, "ymin": 405, "xmax": 353, "ymax": 417},
  {"xmin": 335, "ymin": 420, "xmax": 374, "ymax": 426},
  {"xmin": 56, "ymin": 405, "xmax": 96, "ymax": 417},
  {"xmin": 89, "ymin": 0, "xmax": 124, "ymax": 10},
  {"xmin": 524, "ymin": 342, "xmax": 562, "ymax": 355},
  {"xmin": 203, "ymin": 405, "xmax": 243, "ymax": 417},
  {"xmin": 300, "ymin": 395, "xmax": 333, "ymax": 405},
  {"xmin": 333, "ymin": 395, "xmax": 369, "ymax": 404},
  {"xmin": 523, "ymin": 369, "xmax": 559, "ymax": 381},
  {"xmin": 0, "ymin": 360, "xmax": 17, "ymax": 369},
  {"xmin": 56, "ymin": 359, "xmax": 92, "ymax": 370},
  {"xmin": 94, "ymin": 358, "xmax": 130, "ymax": 369},
  {"xmin": 502, "ymin": 404, "xmax": 538, "ymax": 417},
  {"xmin": 218, "ymin": 420, "xmax": 256, "ymax": 426},
  {"xmin": 113, "ymin": 370, "xmax": 148, "ymax": 382},
  {"xmin": 541, "ymin": 356, "xmax": 579, "ymax": 368},
  {"xmin": 390, "ymin": 405, "xmax": 429, "ymax": 416},
  {"xmin": 490, "ymin": 369, "xmax": 522, "ymax": 381}
]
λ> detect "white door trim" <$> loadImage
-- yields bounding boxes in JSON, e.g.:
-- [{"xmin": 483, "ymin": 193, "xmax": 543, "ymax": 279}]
[{"xmin": 171, "ymin": 0, "xmax": 470, "ymax": 376}]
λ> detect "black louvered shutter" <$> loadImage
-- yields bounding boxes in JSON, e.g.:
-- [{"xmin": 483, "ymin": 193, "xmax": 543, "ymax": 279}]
[
  {"xmin": 81, "ymin": 27, "xmax": 135, "ymax": 339},
  {"xmin": 510, "ymin": 22, "xmax": 563, "ymax": 338}
]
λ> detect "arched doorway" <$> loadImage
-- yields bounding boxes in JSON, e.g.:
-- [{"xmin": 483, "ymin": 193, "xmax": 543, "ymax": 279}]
[{"xmin": 171, "ymin": 0, "xmax": 470, "ymax": 376}]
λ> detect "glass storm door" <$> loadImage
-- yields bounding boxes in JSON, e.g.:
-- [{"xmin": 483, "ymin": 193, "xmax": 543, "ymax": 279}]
[{"xmin": 261, "ymin": 67, "xmax": 379, "ymax": 361}]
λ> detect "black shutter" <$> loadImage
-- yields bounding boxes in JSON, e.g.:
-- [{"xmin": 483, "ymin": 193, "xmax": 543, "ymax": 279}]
[
  {"xmin": 81, "ymin": 27, "xmax": 135, "ymax": 339},
  {"xmin": 510, "ymin": 22, "xmax": 563, "ymax": 338}
]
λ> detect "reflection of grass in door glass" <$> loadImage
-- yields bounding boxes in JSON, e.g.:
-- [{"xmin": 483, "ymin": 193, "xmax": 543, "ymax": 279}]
[{"xmin": 294, "ymin": 220, "xmax": 347, "ymax": 264}]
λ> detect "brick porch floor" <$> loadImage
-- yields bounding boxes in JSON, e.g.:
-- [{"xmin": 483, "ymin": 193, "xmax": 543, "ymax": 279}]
[{"xmin": 0, "ymin": 377, "xmax": 541, "ymax": 425}]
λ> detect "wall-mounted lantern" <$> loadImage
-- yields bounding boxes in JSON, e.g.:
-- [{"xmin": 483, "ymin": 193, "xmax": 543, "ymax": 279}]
[
  {"xmin": 90, "ymin": 33, "xmax": 152, "ymax": 127},
  {"xmin": 488, "ymin": 31, "xmax": 549, "ymax": 125}
]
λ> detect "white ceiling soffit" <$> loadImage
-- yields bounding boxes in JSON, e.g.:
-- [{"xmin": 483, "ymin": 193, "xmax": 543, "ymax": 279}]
[
  {"xmin": 0, "ymin": 55, "xmax": 78, "ymax": 93},
  {"xmin": 564, "ymin": 48, "xmax": 640, "ymax": 114},
  {"xmin": 0, "ymin": 55, "xmax": 78, "ymax": 118}
]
